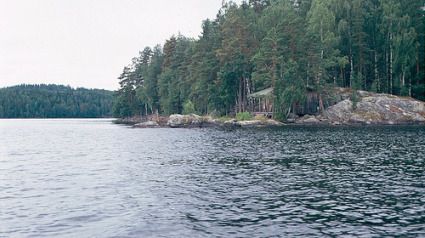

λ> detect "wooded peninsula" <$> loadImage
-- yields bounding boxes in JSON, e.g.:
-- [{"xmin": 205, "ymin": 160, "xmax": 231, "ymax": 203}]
[
  {"xmin": 0, "ymin": 84, "xmax": 113, "ymax": 118},
  {"xmin": 113, "ymin": 0, "xmax": 425, "ymax": 122}
]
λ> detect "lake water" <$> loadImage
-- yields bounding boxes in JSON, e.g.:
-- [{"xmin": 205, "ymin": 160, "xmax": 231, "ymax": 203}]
[{"xmin": 0, "ymin": 119, "xmax": 424, "ymax": 237}]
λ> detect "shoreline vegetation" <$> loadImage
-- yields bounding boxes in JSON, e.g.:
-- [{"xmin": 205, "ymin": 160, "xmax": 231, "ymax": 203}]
[
  {"xmin": 113, "ymin": 1, "xmax": 425, "ymax": 126},
  {"xmin": 116, "ymin": 88, "xmax": 425, "ymax": 128}
]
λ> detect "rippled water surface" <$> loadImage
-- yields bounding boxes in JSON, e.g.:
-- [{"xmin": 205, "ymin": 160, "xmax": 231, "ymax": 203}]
[{"xmin": 1, "ymin": 119, "xmax": 424, "ymax": 237}]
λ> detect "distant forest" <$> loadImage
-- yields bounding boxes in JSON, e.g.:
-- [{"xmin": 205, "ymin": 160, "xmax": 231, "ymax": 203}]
[
  {"xmin": 114, "ymin": 0, "xmax": 425, "ymax": 120},
  {"xmin": 0, "ymin": 84, "xmax": 113, "ymax": 118}
]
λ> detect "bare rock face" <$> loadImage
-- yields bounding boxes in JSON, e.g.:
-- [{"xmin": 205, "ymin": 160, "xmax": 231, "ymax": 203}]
[
  {"xmin": 324, "ymin": 93, "xmax": 425, "ymax": 125},
  {"xmin": 263, "ymin": 119, "xmax": 285, "ymax": 126},
  {"xmin": 237, "ymin": 119, "xmax": 284, "ymax": 127},
  {"xmin": 222, "ymin": 118, "xmax": 284, "ymax": 127},
  {"xmin": 223, "ymin": 119, "xmax": 239, "ymax": 127},
  {"xmin": 325, "ymin": 99, "xmax": 353, "ymax": 123},
  {"xmin": 167, "ymin": 114, "xmax": 203, "ymax": 128}
]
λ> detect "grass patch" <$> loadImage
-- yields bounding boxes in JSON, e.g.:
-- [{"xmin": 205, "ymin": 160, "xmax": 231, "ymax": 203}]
[
  {"xmin": 254, "ymin": 114, "xmax": 268, "ymax": 121},
  {"xmin": 236, "ymin": 112, "xmax": 253, "ymax": 121},
  {"xmin": 216, "ymin": 116, "xmax": 233, "ymax": 123}
]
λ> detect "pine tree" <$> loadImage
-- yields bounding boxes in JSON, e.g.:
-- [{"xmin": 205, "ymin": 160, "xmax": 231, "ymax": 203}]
[
  {"xmin": 216, "ymin": 2, "xmax": 258, "ymax": 113},
  {"xmin": 306, "ymin": 0, "xmax": 341, "ymax": 112}
]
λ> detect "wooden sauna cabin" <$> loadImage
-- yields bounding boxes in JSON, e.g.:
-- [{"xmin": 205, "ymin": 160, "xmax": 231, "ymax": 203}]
[
  {"xmin": 248, "ymin": 87, "xmax": 274, "ymax": 118},
  {"xmin": 248, "ymin": 87, "xmax": 320, "ymax": 118}
]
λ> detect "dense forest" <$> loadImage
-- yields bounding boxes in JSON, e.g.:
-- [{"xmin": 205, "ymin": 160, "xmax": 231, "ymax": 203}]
[
  {"xmin": 0, "ymin": 84, "xmax": 113, "ymax": 118},
  {"xmin": 114, "ymin": 0, "xmax": 425, "ymax": 120}
]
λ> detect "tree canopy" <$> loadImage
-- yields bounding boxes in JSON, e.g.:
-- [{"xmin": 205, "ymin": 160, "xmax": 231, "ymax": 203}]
[{"xmin": 0, "ymin": 84, "xmax": 113, "ymax": 118}]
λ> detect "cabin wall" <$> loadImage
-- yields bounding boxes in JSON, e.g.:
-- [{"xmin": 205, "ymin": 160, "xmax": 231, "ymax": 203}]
[
  {"xmin": 292, "ymin": 92, "xmax": 319, "ymax": 116},
  {"xmin": 249, "ymin": 97, "xmax": 273, "ymax": 113}
]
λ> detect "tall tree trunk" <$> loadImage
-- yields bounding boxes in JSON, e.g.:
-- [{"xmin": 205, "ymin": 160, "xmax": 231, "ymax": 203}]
[
  {"xmin": 385, "ymin": 49, "xmax": 389, "ymax": 92},
  {"xmin": 348, "ymin": 15, "xmax": 353, "ymax": 89},
  {"xmin": 401, "ymin": 70, "xmax": 405, "ymax": 89},
  {"xmin": 271, "ymin": 58, "xmax": 277, "ymax": 89},
  {"xmin": 238, "ymin": 78, "xmax": 242, "ymax": 113},
  {"xmin": 414, "ymin": 49, "xmax": 419, "ymax": 97},
  {"xmin": 243, "ymin": 77, "xmax": 249, "ymax": 112},
  {"xmin": 417, "ymin": 50, "xmax": 420, "ymax": 75},
  {"xmin": 306, "ymin": 63, "xmax": 310, "ymax": 87},
  {"xmin": 359, "ymin": 34, "xmax": 365, "ymax": 89},
  {"xmin": 389, "ymin": 31, "xmax": 393, "ymax": 94},
  {"xmin": 320, "ymin": 20, "xmax": 324, "ymax": 61},
  {"xmin": 349, "ymin": 53, "xmax": 354, "ymax": 88},
  {"xmin": 374, "ymin": 50, "xmax": 380, "ymax": 92}
]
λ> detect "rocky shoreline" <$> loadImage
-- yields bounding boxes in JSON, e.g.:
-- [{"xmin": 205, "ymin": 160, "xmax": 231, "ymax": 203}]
[
  {"xmin": 115, "ymin": 89, "xmax": 425, "ymax": 128},
  {"xmin": 117, "ymin": 114, "xmax": 285, "ymax": 129},
  {"xmin": 295, "ymin": 90, "xmax": 425, "ymax": 125}
]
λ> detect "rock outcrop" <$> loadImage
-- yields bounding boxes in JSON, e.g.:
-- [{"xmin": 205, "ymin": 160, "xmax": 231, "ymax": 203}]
[
  {"xmin": 166, "ymin": 114, "xmax": 284, "ymax": 128},
  {"xmin": 324, "ymin": 92, "xmax": 425, "ymax": 125},
  {"xmin": 296, "ymin": 115, "xmax": 322, "ymax": 124},
  {"xmin": 123, "ymin": 90, "xmax": 425, "ymax": 128},
  {"xmin": 222, "ymin": 119, "xmax": 284, "ymax": 127},
  {"xmin": 167, "ymin": 114, "xmax": 204, "ymax": 128}
]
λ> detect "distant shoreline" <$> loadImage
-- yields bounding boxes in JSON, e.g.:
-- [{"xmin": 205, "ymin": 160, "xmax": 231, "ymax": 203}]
[
  {"xmin": 0, "ymin": 84, "xmax": 114, "ymax": 118},
  {"xmin": 0, "ymin": 117, "xmax": 115, "ymax": 119}
]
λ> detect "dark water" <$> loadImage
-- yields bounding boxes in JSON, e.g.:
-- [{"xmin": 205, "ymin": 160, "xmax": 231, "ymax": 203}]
[{"xmin": 1, "ymin": 119, "xmax": 424, "ymax": 237}]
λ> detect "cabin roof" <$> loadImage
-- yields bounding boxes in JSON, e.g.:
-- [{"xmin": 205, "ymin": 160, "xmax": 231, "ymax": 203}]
[{"xmin": 248, "ymin": 87, "xmax": 273, "ymax": 98}]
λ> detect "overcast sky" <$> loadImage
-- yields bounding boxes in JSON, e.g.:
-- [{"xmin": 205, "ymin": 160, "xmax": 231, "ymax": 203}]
[{"xmin": 0, "ymin": 0, "xmax": 241, "ymax": 90}]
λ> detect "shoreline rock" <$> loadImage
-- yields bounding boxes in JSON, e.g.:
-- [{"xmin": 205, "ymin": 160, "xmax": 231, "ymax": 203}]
[
  {"xmin": 165, "ymin": 114, "xmax": 284, "ymax": 128},
  {"xmin": 116, "ymin": 90, "xmax": 425, "ymax": 128},
  {"xmin": 167, "ymin": 114, "xmax": 208, "ymax": 128},
  {"xmin": 116, "ymin": 114, "xmax": 285, "ymax": 129},
  {"xmin": 322, "ymin": 93, "xmax": 425, "ymax": 125},
  {"xmin": 224, "ymin": 119, "xmax": 284, "ymax": 127}
]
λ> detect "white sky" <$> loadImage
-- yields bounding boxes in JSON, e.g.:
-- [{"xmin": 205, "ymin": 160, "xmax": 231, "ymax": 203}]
[{"xmin": 0, "ymin": 0, "xmax": 241, "ymax": 90}]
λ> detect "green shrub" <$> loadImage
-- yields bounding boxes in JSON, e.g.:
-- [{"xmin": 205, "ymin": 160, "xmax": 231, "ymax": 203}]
[
  {"xmin": 236, "ymin": 112, "xmax": 253, "ymax": 121},
  {"xmin": 400, "ymin": 86, "xmax": 409, "ymax": 96},
  {"xmin": 183, "ymin": 100, "xmax": 195, "ymax": 114}
]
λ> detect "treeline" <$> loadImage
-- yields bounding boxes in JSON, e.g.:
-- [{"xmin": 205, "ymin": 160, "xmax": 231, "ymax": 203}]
[
  {"xmin": 0, "ymin": 84, "xmax": 113, "ymax": 118},
  {"xmin": 114, "ymin": 0, "xmax": 425, "ymax": 120}
]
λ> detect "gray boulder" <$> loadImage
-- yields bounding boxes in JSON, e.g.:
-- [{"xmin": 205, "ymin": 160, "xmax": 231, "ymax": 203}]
[
  {"xmin": 223, "ymin": 119, "xmax": 240, "ymax": 127},
  {"xmin": 237, "ymin": 119, "xmax": 284, "ymax": 127},
  {"xmin": 326, "ymin": 99, "xmax": 353, "ymax": 123},
  {"xmin": 167, "ymin": 114, "xmax": 203, "ymax": 128},
  {"xmin": 296, "ymin": 115, "xmax": 322, "ymax": 124},
  {"xmin": 324, "ymin": 93, "xmax": 425, "ymax": 124}
]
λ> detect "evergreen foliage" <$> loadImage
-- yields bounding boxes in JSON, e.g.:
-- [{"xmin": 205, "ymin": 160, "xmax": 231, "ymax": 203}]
[
  {"xmin": 114, "ymin": 0, "xmax": 425, "ymax": 118},
  {"xmin": 0, "ymin": 84, "xmax": 113, "ymax": 118},
  {"xmin": 236, "ymin": 112, "xmax": 253, "ymax": 121},
  {"xmin": 182, "ymin": 100, "xmax": 196, "ymax": 115}
]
